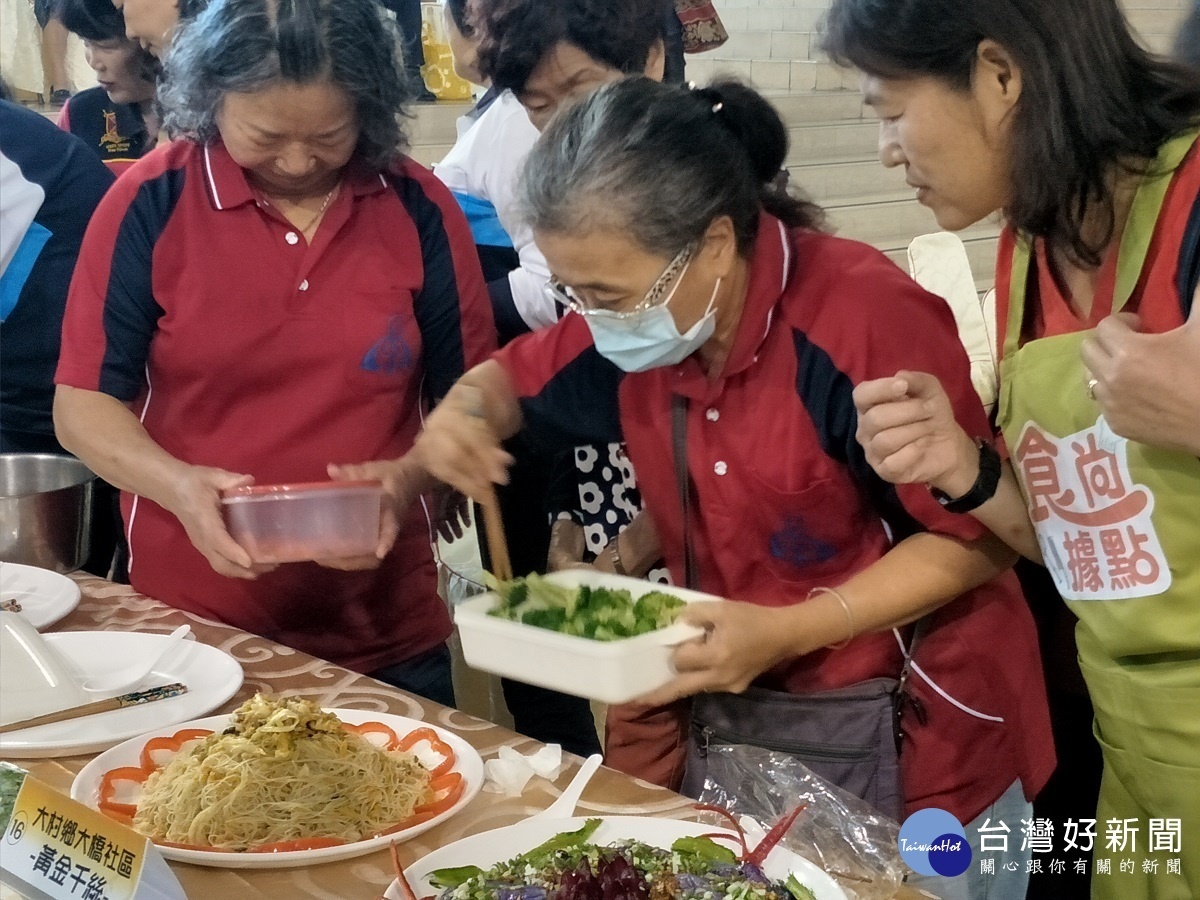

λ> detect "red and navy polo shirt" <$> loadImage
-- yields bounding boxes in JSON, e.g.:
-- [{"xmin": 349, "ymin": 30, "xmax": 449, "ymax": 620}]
[
  {"xmin": 495, "ymin": 215, "xmax": 1055, "ymax": 822},
  {"xmin": 56, "ymin": 139, "xmax": 496, "ymax": 674},
  {"xmin": 57, "ymin": 87, "xmax": 151, "ymax": 175}
]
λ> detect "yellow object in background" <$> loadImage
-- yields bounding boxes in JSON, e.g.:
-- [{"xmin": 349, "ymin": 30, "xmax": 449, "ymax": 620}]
[{"xmin": 420, "ymin": 1, "xmax": 474, "ymax": 101}]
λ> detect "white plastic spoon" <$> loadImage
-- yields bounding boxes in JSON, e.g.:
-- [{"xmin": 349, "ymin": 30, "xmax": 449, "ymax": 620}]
[
  {"xmin": 531, "ymin": 753, "xmax": 604, "ymax": 821},
  {"xmin": 81, "ymin": 625, "xmax": 192, "ymax": 693}
]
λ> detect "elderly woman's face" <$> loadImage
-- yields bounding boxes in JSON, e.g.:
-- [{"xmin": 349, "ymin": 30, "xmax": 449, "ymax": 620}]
[
  {"xmin": 217, "ymin": 80, "xmax": 359, "ymax": 199},
  {"xmin": 111, "ymin": 0, "xmax": 179, "ymax": 58}
]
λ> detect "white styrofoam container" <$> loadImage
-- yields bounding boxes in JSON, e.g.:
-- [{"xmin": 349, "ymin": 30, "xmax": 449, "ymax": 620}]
[{"xmin": 454, "ymin": 571, "xmax": 722, "ymax": 705}]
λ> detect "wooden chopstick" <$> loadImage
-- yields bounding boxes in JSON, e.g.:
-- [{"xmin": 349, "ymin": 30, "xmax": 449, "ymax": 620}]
[
  {"xmin": 0, "ymin": 682, "xmax": 188, "ymax": 734},
  {"xmin": 480, "ymin": 491, "xmax": 513, "ymax": 583}
]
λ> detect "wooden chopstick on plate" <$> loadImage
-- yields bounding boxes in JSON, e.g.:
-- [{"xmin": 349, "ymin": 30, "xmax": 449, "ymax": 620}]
[
  {"xmin": 480, "ymin": 491, "xmax": 513, "ymax": 583},
  {"xmin": 0, "ymin": 682, "xmax": 188, "ymax": 734}
]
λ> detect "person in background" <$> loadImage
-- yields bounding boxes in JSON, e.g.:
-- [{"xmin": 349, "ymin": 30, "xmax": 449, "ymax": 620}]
[
  {"xmin": 831, "ymin": 0, "xmax": 1200, "ymax": 896},
  {"xmin": 1, "ymin": 91, "xmax": 121, "ymax": 578},
  {"xmin": 408, "ymin": 77, "xmax": 1055, "ymax": 900},
  {"xmin": 111, "ymin": 0, "xmax": 206, "ymax": 58},
  {"xmin": 58, "ymin": 0, "xmax": 160, "ymax": 174},
  {"xmin": 661, "ymin": 1, "xmax": 686, "ymax": 84},
  {"xmin": 378, "ymin": 0, "xmax": 437, "ymax": 102},
  {"xmin": 35, "ymin": 0, "xmax": 74, "ymax": 104},
  {"xmin": 54, "ymin": 0, "xmax": 495, "ymax": 705},
  {"xmin": 434, "ymin": 0, "xmax": 546, "ymax": 340}
]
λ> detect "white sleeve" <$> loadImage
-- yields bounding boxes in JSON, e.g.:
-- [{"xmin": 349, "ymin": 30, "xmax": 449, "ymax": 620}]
[{"xmin": 0, "ymin": 150, "xmax": 45, "ymax": 279}]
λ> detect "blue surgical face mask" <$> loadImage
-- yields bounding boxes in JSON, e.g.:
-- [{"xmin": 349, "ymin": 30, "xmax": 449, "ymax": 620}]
[{"xmin": 583, "ymin": 261, "xmax": 723, "ymax": 373}]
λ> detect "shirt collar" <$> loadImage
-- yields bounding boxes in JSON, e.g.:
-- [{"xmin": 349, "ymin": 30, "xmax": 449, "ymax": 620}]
[
  {"xmin": 201, "ymin": 141, "xmax": 390, "ymax": 212},
  {"xmin": 674, "ymin": 213, "xmax": 793, "ymax": 396}
]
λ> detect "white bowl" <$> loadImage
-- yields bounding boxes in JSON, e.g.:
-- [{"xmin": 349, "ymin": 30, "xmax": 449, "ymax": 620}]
[{"xmin": 455, "ymin": 571, "xmax": 720, "ymax": 704}]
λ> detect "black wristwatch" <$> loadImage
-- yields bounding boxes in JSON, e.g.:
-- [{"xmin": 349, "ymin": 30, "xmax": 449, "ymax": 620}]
[{"xmin": 931, "ymin": 439, "xmax": 1002, "ymax": 514}]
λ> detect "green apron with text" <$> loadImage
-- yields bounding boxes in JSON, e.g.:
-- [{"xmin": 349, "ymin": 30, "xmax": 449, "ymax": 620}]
[{"xmin": 996, "ymin": 130, "xmax": 1200, "ymax": 900}]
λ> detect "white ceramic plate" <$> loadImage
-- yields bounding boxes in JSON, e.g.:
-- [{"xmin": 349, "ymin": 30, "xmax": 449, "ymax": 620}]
[
  {"xmin": 389, "ymin": 815, "xmax": 847, "ymax": 900},
  {"xmin": 0, "ymin": 632, "xmax": 242, "ymax": 757},
  {"xmin": 0, "ymin": 562, "xmax": 80, "ymax": 630},
  {"xmin": 71, "ymin": 709, "xmax": 485, "ymax": 869}
]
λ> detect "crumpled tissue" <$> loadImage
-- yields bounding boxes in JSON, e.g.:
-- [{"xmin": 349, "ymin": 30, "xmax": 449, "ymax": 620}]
[{"xmin": 483, "ymin": 744, "xmax": 564, "ymax": 796}]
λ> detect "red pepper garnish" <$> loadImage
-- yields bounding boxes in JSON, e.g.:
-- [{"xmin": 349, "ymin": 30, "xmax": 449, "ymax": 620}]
[
  {"xmin": 395, "ymin": 727, "xmax": 456, "ymax": 777},
  {"xmin": 138, "ymin": 728, "xmax": 213, "ymax": 772},
  {"xmin": 692, "ymin": 803, "xmax": 749, "ymax": 857},
  {"xmin": 377, "ymin": 770, "xmax": 466, "ymax": 836},
  {"xmin": 343, "ymin": 721, "xmax": 402, "ymax": 751},
  {"xmin": 97, "ymin": 766, "xmax": 152, "ymax": 820},
  {"xmin": 745, "ymin": 802, "xmax": 808, "ymax": 866}
]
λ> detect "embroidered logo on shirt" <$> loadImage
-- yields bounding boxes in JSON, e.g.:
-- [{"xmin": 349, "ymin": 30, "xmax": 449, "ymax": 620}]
[
  {"xmin": 1015, "ymin": 419, "xmax": 1172, "ymax": 601},
  {"xmin": 99, "ymin": 109, "xmax": 132, "ymax": 154},
  {"xmin": 360, "ymin": 315, "xmax": 413, "ymax": 375},
  {"xmin": 769, "ymin": 515, "xmax": 836, "ymax": 568}
]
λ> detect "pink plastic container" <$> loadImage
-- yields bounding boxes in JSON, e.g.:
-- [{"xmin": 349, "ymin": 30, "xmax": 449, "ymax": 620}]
[{"xmin": 220, "ymin": 480, "xmax": 383, "ymax": 564}]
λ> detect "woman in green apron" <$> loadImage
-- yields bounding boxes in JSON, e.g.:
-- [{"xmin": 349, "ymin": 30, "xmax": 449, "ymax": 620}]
[{"xmin": 826, "ymin": 0, "xmax": 1200, "ymax": 898}]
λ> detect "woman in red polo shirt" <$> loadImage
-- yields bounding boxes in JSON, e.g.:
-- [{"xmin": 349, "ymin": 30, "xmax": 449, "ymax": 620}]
[
  {"xmin": 53, "ymin": 0, "xmax": 494, "ymax": 705},
  {"xmin": 830, "ymin": 1, "xmax": 1200, "ymax": 896},
  {"xmin": 405, "ymin": 77, "xmax": 1053, "ymax": 900}
]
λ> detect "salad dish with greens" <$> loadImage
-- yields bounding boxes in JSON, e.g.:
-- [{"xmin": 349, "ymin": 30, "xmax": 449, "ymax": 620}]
[
  {"xmin": 486, "ymin": 574, "xmax": 687, "ymax": 642},
  {"xmin": 407, "ymin": 806, "xmax": 817, "ymax": 900}
]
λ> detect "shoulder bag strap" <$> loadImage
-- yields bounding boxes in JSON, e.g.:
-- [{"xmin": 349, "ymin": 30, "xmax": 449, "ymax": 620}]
[{"xmin": 671, "ymin": 393, "xmax": 700, "ymax": 591}]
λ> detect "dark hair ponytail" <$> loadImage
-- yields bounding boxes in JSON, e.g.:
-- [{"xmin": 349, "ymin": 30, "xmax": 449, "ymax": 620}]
[
  {"xmin": 691, "ymin": 79, "xmax": 824, "ymax": 235},
  {"xmin": 520, "ymin": 76, "xmax": 824, "ymax": 257}
]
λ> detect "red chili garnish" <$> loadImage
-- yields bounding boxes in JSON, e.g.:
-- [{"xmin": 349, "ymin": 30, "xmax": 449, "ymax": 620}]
[
  {"xmin": 745, "ymin": 802, "xmax": 808, "ymax": 866},
  {"xmin": 692, "ymin": 803, "xmax": 749, "ymax": 857},
  {"xmin": 390, "ymin": 840, "xmax": 422, "ymax": 900}
]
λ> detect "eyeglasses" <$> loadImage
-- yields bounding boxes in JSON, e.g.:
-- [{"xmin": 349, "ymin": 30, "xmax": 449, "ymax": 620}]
[{"xmin": 543, "ymin": 243, "xmax": 696, "ymax": 320}]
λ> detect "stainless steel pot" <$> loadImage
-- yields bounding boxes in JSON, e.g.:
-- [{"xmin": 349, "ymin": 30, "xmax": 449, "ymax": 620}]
[{"xmin": 0, "ymin": 454, "xmax": 96, "ymax": 573}]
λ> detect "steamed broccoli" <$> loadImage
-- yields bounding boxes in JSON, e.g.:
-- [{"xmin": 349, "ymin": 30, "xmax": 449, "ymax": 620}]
[{"xmin": 486, "ymin": 576, "xmax": 687, "ymax": 641}]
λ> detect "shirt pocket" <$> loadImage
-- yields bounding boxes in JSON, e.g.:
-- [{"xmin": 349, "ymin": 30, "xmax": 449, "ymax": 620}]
[
  {"xmin": 742, "ymin": 472, "xmax": 870, "ymax": 587},
  {"xmin": 342, "ymin": 290, "xmax": 423, "ymax": 393}
]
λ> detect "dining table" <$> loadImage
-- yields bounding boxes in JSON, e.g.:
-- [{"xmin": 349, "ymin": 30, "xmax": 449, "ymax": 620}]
[{"xmin": 0, "ymin": 573, "xmax": 930, "ymax": 900}]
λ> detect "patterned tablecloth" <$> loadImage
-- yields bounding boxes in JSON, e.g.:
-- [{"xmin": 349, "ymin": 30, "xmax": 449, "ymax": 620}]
[{"xmin": 2, "ymin": 575, "xmax": 926, "ymax": 900}]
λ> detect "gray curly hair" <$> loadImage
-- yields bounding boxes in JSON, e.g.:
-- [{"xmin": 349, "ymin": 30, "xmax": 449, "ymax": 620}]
[{"xmin": 158, "ymin": 0, "xmax": 413, "ymax": 168}]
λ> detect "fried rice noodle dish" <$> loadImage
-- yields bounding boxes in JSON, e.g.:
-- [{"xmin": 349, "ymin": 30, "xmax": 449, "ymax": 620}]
[{"xmin": 132, "ymin": 695, "xmax": 432, "ymax": 850}]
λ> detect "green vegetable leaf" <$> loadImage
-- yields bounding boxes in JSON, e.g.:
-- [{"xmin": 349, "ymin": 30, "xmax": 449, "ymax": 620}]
[
  {"xmin": 518, "ymin": 818, "xmax": 603, "ymax": 866},
  {"xmin": 785, "ymin": 873, "xmax": 818, "ymax": 900},
  {"xmin": 428, "ymin": 866, "xmax": 484, "ymax": 889},
  {"xmin": 671, "ymin": 835, "xmax": 738, "ymax": 864}
]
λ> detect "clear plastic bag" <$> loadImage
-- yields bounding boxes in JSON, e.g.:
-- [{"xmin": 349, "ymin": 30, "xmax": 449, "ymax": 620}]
[{"xmin": 698, "ymin": 742, "xmax": 906, "ymax": 900}]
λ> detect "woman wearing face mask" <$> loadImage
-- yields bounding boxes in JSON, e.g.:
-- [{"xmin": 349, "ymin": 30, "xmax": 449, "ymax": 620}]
[
  {"xmin": 58, "ymin": 0, "xmax": 160, "ymax": 174},
  {"xmin": 407, "ymin": 77, "xmax": 1055, "ymax": 900}
]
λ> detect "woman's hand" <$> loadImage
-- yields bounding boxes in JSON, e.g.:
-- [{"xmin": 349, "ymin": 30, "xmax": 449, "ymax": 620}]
[
  {"xmin": 412, "ymin": 383, "xmax": 514, "ymax": 502},
  {"xmin": 320, "ymin": 457, "xmax": 432, "ymax": 569},
  {"xmin": 637, "ymin": 601, "xmax": 800, "ymax": 706},
  {"xmin": 853, "ymin": 370, "xmax": 980, "ymax": 497},
  {"xmin": 1081, "ymin": 312, "xmax": 1200, "ymax": 455},
  {"xmin": 167, "ymin": 465, "xmax": 274, "ymax": 580}
]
